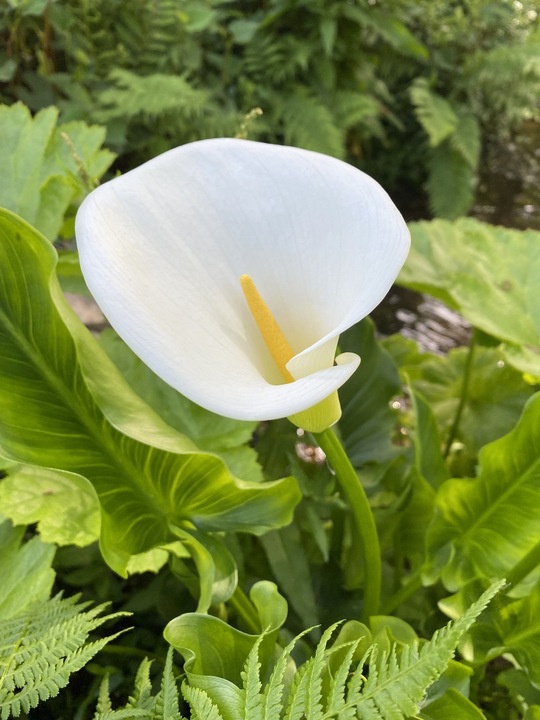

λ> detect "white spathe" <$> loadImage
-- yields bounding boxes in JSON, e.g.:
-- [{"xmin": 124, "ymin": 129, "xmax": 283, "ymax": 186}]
[{"xmin": 76, "ymin": 138, "xmax": 410, "ymax": 430}]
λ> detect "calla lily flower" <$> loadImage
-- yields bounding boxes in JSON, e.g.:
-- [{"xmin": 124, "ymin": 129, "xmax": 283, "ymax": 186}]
[{"xmin": 76, "ymin": 139, "xmax": 410, "ymax": 433}]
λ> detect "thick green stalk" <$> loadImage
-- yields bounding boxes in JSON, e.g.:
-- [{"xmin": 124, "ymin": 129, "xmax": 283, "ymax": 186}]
[
  {"xmin": 313, "ymin": 427, "xmax": 381, "ymax": 620},
  {"xmin": 229, "ymin": 586, "xmax": 262, "ymax": 634},
  {"xmin": 444, "ymin": 332, "xmax": 477, "ymax": 458},
  {"xmin": 506, "ymin": 540, "xmax": 540, "ymax": 589}
]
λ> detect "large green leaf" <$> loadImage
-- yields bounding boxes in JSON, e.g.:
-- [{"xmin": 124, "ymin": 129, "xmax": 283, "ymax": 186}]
[
  {"xmin": 165, "ymin": 581, "xmax": 288, "ymax": 716},
  {"xmin": 488, "ymin": 586, "xmax": 540, "ymax": 685},
  {"xmin": 384, "ymin": 335, "xmax": 535, "ymax": 463},
  {"xmin": 0, "ymin": 210, "xmax": 300, "ymax": 575},
  {"xmin": 339, "ymin": 318, "xmax": 403, "ymax": 467},
  {"xmin": 426, "ymin": 392, "xmax": 540, "ymax": 591},
  {"xmin": 399, "ymin": 218, "xmax": 540, "ymax": 374},
  {"xmin": 441, "ymin": 580, "xmax": 540, "ymax": 687},
  {"xmin": 420, "ymin": 689, "xmax": 487, "ymax": 719},
  {"xmin": 99, "ymin": 329, "xmax": 262, "ymax": 482},
  {"xmin": 0, "ymin": 103, "xmax": 114, "ymax": 241}
]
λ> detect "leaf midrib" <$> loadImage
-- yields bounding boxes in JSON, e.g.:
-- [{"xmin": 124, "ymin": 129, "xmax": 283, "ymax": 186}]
[
  {"xmin": 0, "ymin": 298, "xmax": 161, "ymax": 512},
  {"xmin": 456, "ymin": 456, "xmax": 540, "ymax": 546}
]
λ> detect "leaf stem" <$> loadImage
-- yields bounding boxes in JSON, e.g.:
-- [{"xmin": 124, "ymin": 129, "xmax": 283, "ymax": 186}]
[
  {"xmin": 228, "ymin": 586, "xmax": 262, "ymax": 635},
  {"xmin": 313, "ymin": 427, "xmax": 381, "ymax": 620},
  {"xmin": 505, "ymin": 540, "xmax": 540, "ymax": 589},
  {"xmin": 444, "ymin": 332, "xmax": 477, "ymax": 458},
  {"xmin": 380, "ymin": 568, "xmax": 424, "ymax": 615}
]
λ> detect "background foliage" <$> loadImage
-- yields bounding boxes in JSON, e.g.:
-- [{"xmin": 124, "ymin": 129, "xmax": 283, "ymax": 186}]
[
  {"xmin": 1, "ymin": 0, "xmax": 539, "ymax": 219},
  {"xmin": 1, "ymin": 1, "xmax": 540, "ymax": 718}
]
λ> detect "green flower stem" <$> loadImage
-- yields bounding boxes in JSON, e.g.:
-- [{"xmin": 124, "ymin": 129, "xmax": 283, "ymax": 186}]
[
  {"xmin": 506, "ymin": 540, "xmax": 540, "ymax": 589},
  {"xmin": 444, "ymin": 332, "xmax": 477, "ymax": 458},
  {"xmin": 313, "ymin": 427, "xmax": 381, "ymax": 620}
]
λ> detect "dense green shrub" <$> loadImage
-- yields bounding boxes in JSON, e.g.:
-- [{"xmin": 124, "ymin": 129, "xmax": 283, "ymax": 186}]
[{"xmin": 1, "ymin": 0, "xmax": 538, "ymax": 218}]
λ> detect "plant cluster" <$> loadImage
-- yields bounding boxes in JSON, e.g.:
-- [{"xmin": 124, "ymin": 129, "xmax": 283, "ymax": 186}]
[
  {"xmin": 1, "ymin": 0, "xmax": 539, "ymax": 217},
  {"xmin": 0, "ymin": 2, "xmax": 539, "ymax": 719}
]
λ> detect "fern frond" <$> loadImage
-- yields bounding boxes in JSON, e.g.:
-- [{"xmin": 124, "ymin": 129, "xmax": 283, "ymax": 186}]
[
  {"xmin": 449, "ymin": 112, "xmax": 481, "ymax": 170},
  {"xmin": 263, "ymin": 629, "xmax": 312, "ymax": 720},
  {"xmin": 409, "ymin": 78, "xmax": 458, "ymax": 147},
  {"xmin": 127, "ymin": 657, "xmax": 153, "ymax": 709},
  {"xmin": 153, "ymin": 648, "xmax": 182, "ymax": 720},
  {"xmin": 0, "ymin": 595, "xmax": 126, "ymax": 720},
  {"xmin": 304, "ymin": 624, "xmax": 339, "ymax": 720},
  {"xmin": 244, "ymin": 35, "xmax": 312, "ymax": 84},
  {"xmin": 427, "ymin": 140, "xmax": 476, "ymax": 219},
  {"xmin": 182, "ymin": 685, "xmax": 224, "ymax": 720},
  {"xmin": 93, "ymin": 705, "xmax": 150, "ymax": 719},
  {"xmin": 94, "ymin": 675, "xmax": 113, "ymax": 716},
  {"xmin": 465, "ymin": 39, "xmax": 540, "ymax": 127},
  {"xmin": 97, "ymin": 70, "xmax": 210, "ymax": 122},
  {"xmin": 140, "ymin": 0, "xmax": 184, "ymax": 73},
  {"xmin": 180, "ymin": 581, "xmax": 501, "ymax": 720},
  {"xmin": 92, "ymin": 651, "xmax": 183, "ymax": 719},
  {"xmin": 332, "ymin": 90, "xmax": 380, "ymax": 130},
  {"xmin": 241, "ymin": 634, "xmax": 264, "ymax": 720},
  {"xmin": 344, "ymin": 581, "xmax": 504, "ymax": 719},
  {"xmin": 279, "ymin": 91, "xmax": 343, "ymax": 158},
  {"xmin": 325, "ymin": 638, "xmax": 362, "ymax": 718},
  {"xmin": 283, "ymin": 661, "xmax": 310, "ymax": 720}
]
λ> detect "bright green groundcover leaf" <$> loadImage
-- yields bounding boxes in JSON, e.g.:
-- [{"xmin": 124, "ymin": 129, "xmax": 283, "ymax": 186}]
[
  {"xmin": 426, "ymin": 392, "xmax": 540, "ymax": 591},
  {"xmin": 99, "ymin": 329, "xmax": 263, "ymax": 482},
  {"xmin": 0, "ymin": 466, "xmax": 100, "ymax": 547},
  {"xmin": 0, "ymin": 102, "xmax": 114, "ymax": 241},
  {"xmin": 399, "ymin": 218, "xmax": 540, "ymax": 375},
  {"xmin": 0, "ymin": 210, "xmax": 300, "ymax": 575}
]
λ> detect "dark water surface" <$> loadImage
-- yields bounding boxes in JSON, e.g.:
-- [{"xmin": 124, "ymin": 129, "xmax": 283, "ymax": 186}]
[{"xmin": 372, "ymin": 287, "xmax": 471, "ymax": 353}]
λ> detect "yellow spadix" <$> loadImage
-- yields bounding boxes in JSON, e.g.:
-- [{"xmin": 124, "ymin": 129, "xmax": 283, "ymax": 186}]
[
  {"xmin": 240, "ymin": 274, "xmax": 295, "ymax": 383},
  {"xmin": 240, "ymin": 273, "xmax": 343, "ymax": 432}
]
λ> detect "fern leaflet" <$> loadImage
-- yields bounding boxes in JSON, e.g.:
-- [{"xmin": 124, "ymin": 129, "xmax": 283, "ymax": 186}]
[
  {"xmin": 182, "ymin": 685, "xmax": 222, "ymax": 720},
  {"xmin": 97, "ymin": 70, "xmax": 210, "ymax": 121},
  {"xmin": 91, "ymin": 648, "xmax": 183, "ymax": 720},
  {"xmin": 241, "ymin": 634, "xmax": 264, "ymax": 720},
  {"xmin": 409, "ymin": 78, "xmax": 458, "ymax": 147},
  {"xmin": 427, "ymin": 141, "xmax": 477, "ymax": 219},
  {"xmin": 0, "ymin": 595, "xmax": 126, "ymax": 720}
]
